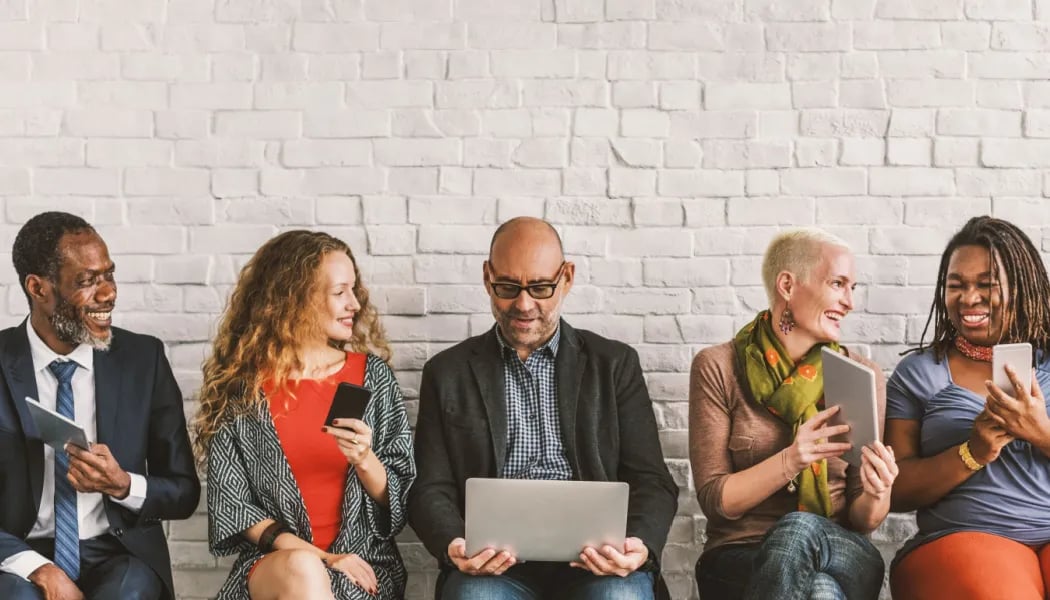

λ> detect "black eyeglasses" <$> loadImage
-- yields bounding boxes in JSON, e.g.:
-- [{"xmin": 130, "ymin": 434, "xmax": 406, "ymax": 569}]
[{"xmin": 488, "ymin": 262, "xmax": 566, "ymax": 300}]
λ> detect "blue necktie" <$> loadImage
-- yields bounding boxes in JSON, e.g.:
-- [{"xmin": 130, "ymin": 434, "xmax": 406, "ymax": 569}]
[{"xmin": 48, "ymin": 360, "xmax": 80, "ymax": 581}]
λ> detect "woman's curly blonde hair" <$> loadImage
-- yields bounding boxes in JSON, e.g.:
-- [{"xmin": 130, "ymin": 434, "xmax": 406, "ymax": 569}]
[{"xmin": 192, "ymin": 230, "xmax": 391, "ymax": 468}]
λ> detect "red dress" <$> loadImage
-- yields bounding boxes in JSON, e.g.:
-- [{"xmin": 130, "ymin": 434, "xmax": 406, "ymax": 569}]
[{"xmin": 265, "ymin": 353, "xmax": 366, "ymax": 551}]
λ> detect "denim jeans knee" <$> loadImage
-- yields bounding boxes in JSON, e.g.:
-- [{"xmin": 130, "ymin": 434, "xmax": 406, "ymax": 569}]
[
  {"xmin": 743, "ymin": 512, "xmax": 884, "ymax": 600},
  {"xmin": 810, "ymin": 572, "xmax": 846, "ymax": 600},
  {"xmin": 441, "ymin": 571, "xmax": 539, "ymax": 600},
  {"xmin": 564, "ymin": 571, "xmax": 654, "ymax": 600},
  {"xmin": 766, "ymin": 511, "xmax": 827, "ymax": 544}
]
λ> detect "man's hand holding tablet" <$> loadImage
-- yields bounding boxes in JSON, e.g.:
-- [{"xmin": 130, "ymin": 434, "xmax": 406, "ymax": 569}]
[
  {"xmin": 25, "ymin": 396, "xmax": 132, "ymax": 498},
  {"xmin": 24, "ymin": 396, "xmax": 89, "ymax": 450}
]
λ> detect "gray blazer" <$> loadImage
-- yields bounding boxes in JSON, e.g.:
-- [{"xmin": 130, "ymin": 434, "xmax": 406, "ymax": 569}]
[{"xmin": 408, "ymin": 320, "xmax": 678, "ymax": 571}]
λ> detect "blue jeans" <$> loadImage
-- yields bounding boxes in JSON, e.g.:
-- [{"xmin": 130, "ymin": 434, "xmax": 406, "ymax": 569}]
[
  {"xmin": 695, "ymin": 512, "xmax": 885, "ymax": 600},
  {"xmin": 442, "ymin": 562, "xmax": 655, "ymax": 600}
]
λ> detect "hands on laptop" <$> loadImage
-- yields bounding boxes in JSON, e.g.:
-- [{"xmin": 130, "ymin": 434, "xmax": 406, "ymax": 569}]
[
  {"xmin": 570, "ymin": 536, "xmax": 648, "ymax": 577},
  {"xmin": 448, "ymin": 535, "xmax": 649, "ymax": 577},
  {"xmin": 448, "ymin": 537, "xmax": 517, "ymax": 575}
]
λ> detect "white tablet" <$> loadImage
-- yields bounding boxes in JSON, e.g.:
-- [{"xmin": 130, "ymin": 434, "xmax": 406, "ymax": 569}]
[
  {"xmin": 465, "ymin": 478, "xmax": 628, "ymax": 562},
  {"xmin": 821, "ymin": 348, "xmax": 879, "ymax": 468},
  {"xmin": 24, "ymin": 397, "xmax": 90, "ymax": 450}
]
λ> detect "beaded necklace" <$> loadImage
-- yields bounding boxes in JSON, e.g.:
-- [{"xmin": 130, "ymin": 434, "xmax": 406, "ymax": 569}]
[{"xmin": 954, "ymin": 336, "xmax": 993, "ymax": 362}]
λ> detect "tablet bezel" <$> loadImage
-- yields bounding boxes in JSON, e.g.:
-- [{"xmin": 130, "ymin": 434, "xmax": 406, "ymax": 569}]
[
  {"xmin": 24, "ymin": 396, "xmax": 91, "ymax": 450},
  {"xmin": 821, "ymin": 348, "xmax": 880, "ymax": 468}
]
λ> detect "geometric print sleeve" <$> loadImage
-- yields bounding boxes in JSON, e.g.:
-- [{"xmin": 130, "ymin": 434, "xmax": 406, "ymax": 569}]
[
  {"xmin": 201, "ymin": 355, "xmax": 415, "ymax": 600},
  {"xmin": 360, "ymin": 354, "xmax": 416, "ymax": 540},
  {"xmin": 206, "ymin": 422, "xmax": 272, "ymax": 557}
]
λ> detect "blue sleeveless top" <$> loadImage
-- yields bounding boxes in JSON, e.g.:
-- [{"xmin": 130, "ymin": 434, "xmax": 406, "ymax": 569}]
[{"xmin": 887, "ymin": 349, "xmax": 1050, "ymax": 551}]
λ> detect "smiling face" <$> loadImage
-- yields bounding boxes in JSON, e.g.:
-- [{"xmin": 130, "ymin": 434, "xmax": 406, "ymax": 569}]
[
  {"xmin": 945, "ymin": 244, "xmax": 1008, "ymax": 346},
  {"xmin": 784, "ymin": 243, "xmax": 856, "ymax": 346},
  {"xmin": 31, "ymin": 231, "xmax": 116, "ymax": 353},
  {"xmin": 318, "ymin": 250, "xmax": 361, "ymax": 344}
]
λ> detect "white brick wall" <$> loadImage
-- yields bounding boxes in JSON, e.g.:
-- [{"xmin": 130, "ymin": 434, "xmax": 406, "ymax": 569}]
[{"xmin": 7, "ymin": 0, "xmax": 1050, "ymax": 598}]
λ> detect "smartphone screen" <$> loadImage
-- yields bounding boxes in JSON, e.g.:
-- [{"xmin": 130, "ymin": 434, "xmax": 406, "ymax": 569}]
[
  {"xmin": 325, "ymin": 383, "xmax": 372, "ymax": 426},
  {"xmin": 992, "ymin": 342, "xmax": 1033, "ymax": 398}
]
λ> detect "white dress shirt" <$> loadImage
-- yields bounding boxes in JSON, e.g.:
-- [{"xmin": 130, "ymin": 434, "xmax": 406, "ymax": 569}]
[{"xmin": 0, "ymin": 321, "xmax": 148, "ymax": 580}]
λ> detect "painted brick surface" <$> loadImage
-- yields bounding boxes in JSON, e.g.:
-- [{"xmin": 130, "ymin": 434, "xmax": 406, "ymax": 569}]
[{"xmin": 9, "ymin": 0, "xmax": 1050, "ymax": 598}]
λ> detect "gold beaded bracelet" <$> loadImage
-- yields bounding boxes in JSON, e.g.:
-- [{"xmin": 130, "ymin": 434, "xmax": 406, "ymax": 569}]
[{"xmin": 958, "ymin": 441, "xmax": 985, "ymax": 471}]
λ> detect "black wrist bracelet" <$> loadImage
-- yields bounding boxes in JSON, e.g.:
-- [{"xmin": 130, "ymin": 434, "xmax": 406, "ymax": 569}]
[{"xmin": 258, "ymin": 522, "xmax": 292, "ymax": 554}]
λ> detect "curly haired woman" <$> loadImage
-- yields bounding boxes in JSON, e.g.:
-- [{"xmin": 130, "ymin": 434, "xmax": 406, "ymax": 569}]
[{"xmin": 193, "ymin": 230, "xmax": 415, "ymax": 600}]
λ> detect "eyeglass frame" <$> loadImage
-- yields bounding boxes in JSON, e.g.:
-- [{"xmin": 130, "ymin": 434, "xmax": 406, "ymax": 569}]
[{"xmin": 485, "ymin": 261, "xmax": 568, "ymax": 300}]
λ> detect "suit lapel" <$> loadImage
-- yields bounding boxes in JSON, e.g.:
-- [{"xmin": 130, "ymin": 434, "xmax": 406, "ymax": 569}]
[
  {"xmin": 92, "ymin": 335, "xmax": 122, "ymax": 450},
  {"xmin": 555, "ymin": 321, "xmax": 584, "ymax": 476},
  {"xmin": 468, "ymin": 329, "xmax": 508, "ymax": 473},
  {"xmin": 0, "ymin": 322, "xmax": 45, "ymax": 511}
]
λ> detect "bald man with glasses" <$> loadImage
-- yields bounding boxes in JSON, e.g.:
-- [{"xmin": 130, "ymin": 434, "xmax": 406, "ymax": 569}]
[{"xmin": 408, "ymin": 217, "xmax": 677, "ymax": 600}]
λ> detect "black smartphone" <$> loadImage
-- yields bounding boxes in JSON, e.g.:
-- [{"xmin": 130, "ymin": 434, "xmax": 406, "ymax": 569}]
[{"xmin": 325, "ymin": 382, "xmax": 372, "ymax": 427}]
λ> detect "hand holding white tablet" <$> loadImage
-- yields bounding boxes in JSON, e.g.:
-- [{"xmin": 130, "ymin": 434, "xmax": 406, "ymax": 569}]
[
  {"xmin": 64, "ymin": 442, "xmax": 133, "ymax": 498},
  {"xmin": 858, "ymin": 441, "xmax": 898, "ymax": 501},
  {"xmin": 24, "ymin": 396, "xmax": 90, "ymax": 450},
  {"xmin": 822, "ymin": 348, "xmax": 881, "ymax": 468}
]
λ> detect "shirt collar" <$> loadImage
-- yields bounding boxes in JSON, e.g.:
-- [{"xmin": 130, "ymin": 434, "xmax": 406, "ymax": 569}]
[
  {"xmin": 495, "ymin": 323, "xmax": 561, "ymax": 359},
  {"xmin": 26, "ymin": 319, "xmax": 94, "ymax": 374}
]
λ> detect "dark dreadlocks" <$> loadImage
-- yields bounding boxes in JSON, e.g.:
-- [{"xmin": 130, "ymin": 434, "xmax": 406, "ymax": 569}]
[{"xmin": 914, "ymin": 215, "xmax": 1050, "ymax": 361}]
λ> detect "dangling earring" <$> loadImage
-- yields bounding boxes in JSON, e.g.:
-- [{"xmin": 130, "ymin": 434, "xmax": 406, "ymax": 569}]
[{"xmin": 779, "ymin": 307, "xmax": 796, "ymax": 335}]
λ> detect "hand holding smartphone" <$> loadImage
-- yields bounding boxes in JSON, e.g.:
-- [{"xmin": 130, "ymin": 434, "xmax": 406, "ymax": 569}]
[
  {"xmin": 992, "ymin": 343, "xmax": 1033, "ymax": 398},
  {"xmin": 325, "ymin": 382, "xmax": 371, "ymax": 427}
]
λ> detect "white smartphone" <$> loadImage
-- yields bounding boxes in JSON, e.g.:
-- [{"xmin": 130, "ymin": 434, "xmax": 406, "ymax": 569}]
[{"xmin": 992, "ymin": 343, "xmax": 1033, "ymax": 398}]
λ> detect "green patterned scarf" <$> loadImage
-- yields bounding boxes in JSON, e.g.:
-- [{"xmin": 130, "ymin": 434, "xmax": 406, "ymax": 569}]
[{"xmin": 733, "ymin": 310, "xmax": 838, "ymax": 517}]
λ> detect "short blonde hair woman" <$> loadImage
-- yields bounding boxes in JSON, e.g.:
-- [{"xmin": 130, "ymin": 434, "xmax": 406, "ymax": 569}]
[
  {"xmin": 194, "ymin": 230, "xmax": 414, "ymax": 600},
  {"xmin": 690, "ymin": 228, "xmax": 897, "ymax": 600}
]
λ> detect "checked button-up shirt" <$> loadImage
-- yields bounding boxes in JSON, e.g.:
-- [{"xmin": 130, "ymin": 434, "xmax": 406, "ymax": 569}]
[{"xmin": 496, "ymin": 325, "xmax": 573, "ymax": 481}]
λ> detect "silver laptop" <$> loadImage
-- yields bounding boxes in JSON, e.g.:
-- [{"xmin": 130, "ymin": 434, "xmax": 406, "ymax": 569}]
[
  {"xmin": 822, "ymin": 347, "xmax": 880, "ymax": 467},
  {"xmin": 465, "ymin": 478, "xmax": 629, "ymax": 562}
]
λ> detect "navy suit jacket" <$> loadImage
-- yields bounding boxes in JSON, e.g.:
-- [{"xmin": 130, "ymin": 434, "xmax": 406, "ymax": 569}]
[{"xmin": 0, "ymin": 322, "xmax": 200, "ymax": 600}]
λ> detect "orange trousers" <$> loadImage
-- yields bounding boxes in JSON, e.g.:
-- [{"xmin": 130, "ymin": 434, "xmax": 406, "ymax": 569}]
[{"xmin": 891, "ymin": 532, "xmax": 1050, "ymax": 600}]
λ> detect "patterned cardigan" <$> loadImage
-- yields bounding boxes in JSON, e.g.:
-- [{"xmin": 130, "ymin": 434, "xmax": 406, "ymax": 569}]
[{"xmin": 206, "ymin": 354, "xmax": 415, "ymax": 600}]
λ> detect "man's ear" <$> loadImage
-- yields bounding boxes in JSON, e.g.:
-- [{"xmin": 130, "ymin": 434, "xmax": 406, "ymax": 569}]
[
  {"xmin": 775, "ymin": 271, "xmax": 795, "ymax": 303},
  {"xmin": 24, "ymin": 274, "xmax": 50, "ymax": 304},
  {"xmin": 560, "ymin": 261, "xmax": 575, "ymax": 293}
]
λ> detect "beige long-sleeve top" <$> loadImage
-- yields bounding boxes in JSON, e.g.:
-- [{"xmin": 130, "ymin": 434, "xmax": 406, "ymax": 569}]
[{"xmin": 688, "ymin": 341, "xmax": 886, "ymax": 556}]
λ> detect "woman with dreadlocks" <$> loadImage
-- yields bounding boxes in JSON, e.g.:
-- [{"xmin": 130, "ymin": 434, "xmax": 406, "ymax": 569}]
[{"xmin": 886, "ymin": 216, "xmax": 1050, "ymax": 599}]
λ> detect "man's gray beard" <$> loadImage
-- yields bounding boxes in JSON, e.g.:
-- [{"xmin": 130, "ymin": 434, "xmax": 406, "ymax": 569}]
[{"xmin": 50, "ymin": 306, "xmax": 111, "ymax": 352}]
